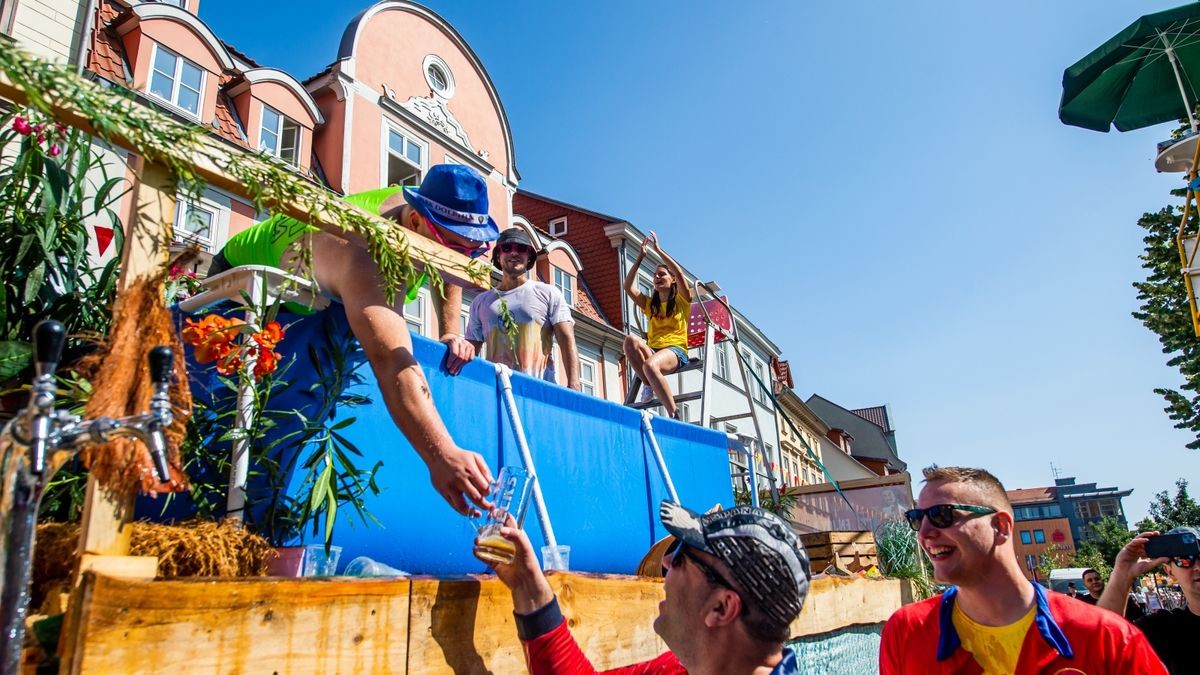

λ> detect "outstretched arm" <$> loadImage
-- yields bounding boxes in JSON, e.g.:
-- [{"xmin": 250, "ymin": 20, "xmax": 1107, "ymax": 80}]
[
  {"xmin": 623, "ymin": 237, "xmax": 649, "ymax": 306},
  {"xmin": 304, "ymin": 232, "xmax": 492, "ymax": 514},
  {"xmin": 648, "ymin": 232, "xmax": 691, "ymax": 303},
  {"xmin": 1098, "ymin": 531, "xmax": 1168, "ymax": 616}
]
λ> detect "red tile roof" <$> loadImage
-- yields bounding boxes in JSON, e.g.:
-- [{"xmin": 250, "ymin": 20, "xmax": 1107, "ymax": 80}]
[
  {"xmin": 851, "ymin": 406, "xmax": 890, "ymax": 431},
  {"xmin": 87, "ymin": 3, "xmax": 127, "ymax": 84},
  {"xmin": 1006, "ymin": 486, "xmax": 1057, "ymax": 505}
]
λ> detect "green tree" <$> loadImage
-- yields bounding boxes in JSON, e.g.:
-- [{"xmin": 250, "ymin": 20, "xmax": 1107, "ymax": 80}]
[
  {"xmin": 1074, "ymin": 516, "xmax": 1133, "ymax": 571},
  {"xmin": 1135, "ymin": 478, "xmax": 1200, "ymax": 532},
  {"xmin": 1133, "ymin": 193, "xmax": 1200, "ymax": 448}
]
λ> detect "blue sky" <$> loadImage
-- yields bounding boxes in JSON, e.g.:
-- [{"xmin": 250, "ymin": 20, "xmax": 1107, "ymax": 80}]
[{"xmin": 198, "ymin": 0, "xmax": 1197, "ymax": 522}]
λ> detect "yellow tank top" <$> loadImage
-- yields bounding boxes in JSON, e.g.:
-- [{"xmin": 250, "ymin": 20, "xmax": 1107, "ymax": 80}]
[
  {"xmin": 642, "ymin": 295, "xmax": 690, "ymax": 351},
  {"xmin": 951, "ymin": 602, "xmax": 1035, "ymax": 675}
]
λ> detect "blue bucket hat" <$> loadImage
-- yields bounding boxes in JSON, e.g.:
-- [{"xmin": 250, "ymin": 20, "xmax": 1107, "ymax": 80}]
[{"xmin": 403, "ymin": 164, "xmax": 500, "ymax": 243}]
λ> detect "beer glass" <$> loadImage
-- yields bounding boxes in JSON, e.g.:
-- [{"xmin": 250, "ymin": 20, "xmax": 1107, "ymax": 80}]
[{"xmin": 472, "ymin": 466, "xmax": 532, "ymax": 565}]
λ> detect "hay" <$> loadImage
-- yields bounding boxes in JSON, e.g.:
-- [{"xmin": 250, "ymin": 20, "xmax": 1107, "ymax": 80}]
[
  {"xmin": 76, "ymin": 274, "xmax": 192, "ymax": 495},
  {"xmin": 33, "ymin": 520, "xmax": 275, "ymax": 593}
]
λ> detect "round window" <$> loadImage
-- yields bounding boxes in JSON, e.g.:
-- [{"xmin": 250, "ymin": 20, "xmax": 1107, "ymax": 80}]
[{"xmin": 422, "ymin": 55, "xmax": 455, "ymax": 99}]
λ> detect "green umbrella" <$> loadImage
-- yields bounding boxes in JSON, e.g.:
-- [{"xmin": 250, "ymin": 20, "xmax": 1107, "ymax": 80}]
[{"xmin": 1060, "ymin": 2, "xmax": 1200, "ymax": 133}]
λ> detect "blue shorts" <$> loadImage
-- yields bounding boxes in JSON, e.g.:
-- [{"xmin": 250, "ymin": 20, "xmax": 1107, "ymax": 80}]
[{"xmin": 659, "ymin": 345, "xmax": 689, "ymax": 367}]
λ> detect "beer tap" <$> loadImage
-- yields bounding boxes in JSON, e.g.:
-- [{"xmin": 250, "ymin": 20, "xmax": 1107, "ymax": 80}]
[{"xmin": 0, "ymin": 320, "xmax": 175, "ymax": 674}]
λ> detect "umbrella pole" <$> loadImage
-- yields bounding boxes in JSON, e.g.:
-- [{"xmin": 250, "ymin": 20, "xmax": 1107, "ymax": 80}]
[{"xmin": 1160, "ymin": 32, "xmax": 1199, "ymax": 134}]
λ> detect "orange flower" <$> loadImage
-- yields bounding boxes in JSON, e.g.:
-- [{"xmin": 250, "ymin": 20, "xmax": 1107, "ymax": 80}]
[
  {"xmin": 193, "ymin": 340, "xmax": 232, "ymax": 364},
  {"xmin": 253, "ymin": 321, "xmax": 284, "ymax": 350},
  {"xmin": 253, "ymin": 348, "xmax": 280, "ymax": 380},
  {"xmin": 215, "ymin": 351, "xmax": 243, "ymax": 377}
]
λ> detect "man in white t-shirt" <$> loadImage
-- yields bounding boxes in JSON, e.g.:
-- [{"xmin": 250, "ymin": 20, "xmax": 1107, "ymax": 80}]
[{"xmin": 465, "ymin": 228, "xmax": 580, "ymax": 390}]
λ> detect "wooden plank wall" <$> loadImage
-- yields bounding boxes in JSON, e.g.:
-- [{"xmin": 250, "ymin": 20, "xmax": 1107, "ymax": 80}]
[{"xmin": 63, "ymin": 572, "xmax": 905, "ymax": 674}]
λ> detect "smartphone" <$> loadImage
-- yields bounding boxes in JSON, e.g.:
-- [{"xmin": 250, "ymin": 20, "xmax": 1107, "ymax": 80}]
[{"xmin": 1145, "ymin": 531, "xmax": 1200, "ymax": 559}]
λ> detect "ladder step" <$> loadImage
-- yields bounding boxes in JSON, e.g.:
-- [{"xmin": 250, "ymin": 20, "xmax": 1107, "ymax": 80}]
[{"xmin": 629, "ymin": 390, "xmax": 704, "ymax": 410}]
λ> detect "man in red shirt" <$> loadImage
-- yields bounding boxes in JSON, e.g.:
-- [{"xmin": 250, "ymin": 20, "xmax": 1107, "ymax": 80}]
[
  {"xmin": 879, "ymin": 466, "xmax": 1166, "ymax": 674},
  {"xmin": 486, "ymin": 501, "xmax": 810, "ymax": 674}
]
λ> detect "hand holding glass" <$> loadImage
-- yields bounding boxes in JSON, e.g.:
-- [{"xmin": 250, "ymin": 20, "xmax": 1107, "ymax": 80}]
[{"xmin": 472, "ymin": 466, "xmax": 532, "ymax": 565}]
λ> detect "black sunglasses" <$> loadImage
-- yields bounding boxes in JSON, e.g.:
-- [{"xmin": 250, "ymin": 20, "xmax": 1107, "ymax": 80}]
[
  {"xmin": 664, "ymin": 540, "xmax": 736, "ymax": 591},
  {"xmin": 499, "ymin": 242, "xmax": 532, "ymax": 254},
  {"xmin": 1171, "ymin": 555, "xmax": 1198, "ymax": 569},
  {"xmin": 904, "ymin": 504, "xmax": 997, "ymax": 531}
]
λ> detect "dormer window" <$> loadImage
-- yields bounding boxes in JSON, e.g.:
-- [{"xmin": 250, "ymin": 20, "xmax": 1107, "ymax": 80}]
[
  {"xmin": 260, "ymin": 105, "xmax": 300, "ymax": 166},
  {"xmin": 149, "ymin": 44, "xmax": 203, "ymax": 117},
  {"xmin": 552, "ymin": 265, "xmax": 574, "ymax": 307}
]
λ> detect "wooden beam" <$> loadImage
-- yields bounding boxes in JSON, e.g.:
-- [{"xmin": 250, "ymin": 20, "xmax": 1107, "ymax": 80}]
[
  {"xmin": 0, "ymin": 60, "xmax": 487, "ymax": 291},
  {"xmin": 60, "ymin": 572, "xmax": 906, "ymax": 673},
  {"xmin": 65, "ymin": 573, "xmax": 413, "ymax": 674}
]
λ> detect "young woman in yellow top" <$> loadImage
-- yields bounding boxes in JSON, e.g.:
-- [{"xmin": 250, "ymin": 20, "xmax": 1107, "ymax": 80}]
[{"xmin": 623, "ymin": 232, "xmax": 693, "ymax": 419}]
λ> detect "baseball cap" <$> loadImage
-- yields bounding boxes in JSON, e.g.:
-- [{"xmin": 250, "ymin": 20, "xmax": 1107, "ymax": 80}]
[{"xmin": 660, "ymin": 500, "xmax": 810, "ymax": 629}]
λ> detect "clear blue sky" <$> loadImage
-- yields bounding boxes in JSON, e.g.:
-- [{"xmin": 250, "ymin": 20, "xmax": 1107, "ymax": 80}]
[{"xmin": 199, "ymin": 0, "xmax": 1197, "ymax": 522}]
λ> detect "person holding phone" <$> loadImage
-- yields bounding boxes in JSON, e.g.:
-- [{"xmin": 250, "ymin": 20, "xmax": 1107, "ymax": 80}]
[{"xmin": 1099, "ymin": 527, "xmax": 1200, "ymax": 674}]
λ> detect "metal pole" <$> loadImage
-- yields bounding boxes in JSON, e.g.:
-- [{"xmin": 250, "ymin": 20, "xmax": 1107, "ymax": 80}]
[
  {"xmin": 224, "ymin": 306, "xmax": 258, "ymax": 521},
  {"xmin": 1160, "ymin": 32, "xmax": 1198, "ymax": 133},
  {"xmin": 496, "ymin": 365, "xmax": 558, "ymax": 549},
  {"xmin": 641, "ymin": 411, "xmax": 680, "ymax": 504}
]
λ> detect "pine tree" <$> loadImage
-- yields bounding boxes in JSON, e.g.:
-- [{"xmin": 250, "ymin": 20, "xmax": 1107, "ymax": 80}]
[{"xmin": 1133, "ymin": 194, "xmax": 1200, "ymax": 448}]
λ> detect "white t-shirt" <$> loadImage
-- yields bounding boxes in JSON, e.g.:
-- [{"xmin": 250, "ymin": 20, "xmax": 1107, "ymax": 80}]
[{"xmin": 467, "ymin": 280, "xmax": 573, "ymax": 382}]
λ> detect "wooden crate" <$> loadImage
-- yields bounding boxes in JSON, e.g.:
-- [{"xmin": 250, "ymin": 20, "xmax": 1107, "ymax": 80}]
[{"xmin": 800, "ymin": 531, "xmax": 877, "ymax": 572}]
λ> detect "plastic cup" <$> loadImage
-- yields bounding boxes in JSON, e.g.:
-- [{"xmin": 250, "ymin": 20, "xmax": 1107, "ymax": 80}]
[
  {"xmin": 303, "ymin": 544, "xmax": 342, "ymax": 576},
  {"xmin": 542, "ymin": 544, "xmax": 570, "ymax": 571},
  {"xmin": 344, "ymin": 556, "xmax": 407, "ymax": 576},
  {"xmin": 472, "ymin": 466, "xmax": 533, "ymax": 565}
]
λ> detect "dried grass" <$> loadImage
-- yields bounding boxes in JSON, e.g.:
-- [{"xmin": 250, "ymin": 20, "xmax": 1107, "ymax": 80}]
[
  {"xmin": 75, "ymin": 275, "xmax": 192, "ymax": 495},
  {"xmin": 33, "ymin": 519, "xmax": 275, "ymax": 598}
]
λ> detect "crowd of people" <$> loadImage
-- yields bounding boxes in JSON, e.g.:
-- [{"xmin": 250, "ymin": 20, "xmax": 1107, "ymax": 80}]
[{"xmin": 214, "ymin": 166, "xmax": 1193, "ymax": 674}]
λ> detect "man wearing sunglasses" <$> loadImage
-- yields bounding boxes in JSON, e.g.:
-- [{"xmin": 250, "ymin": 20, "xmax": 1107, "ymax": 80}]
[
  {"xmin": 486, "ymin": 501, "xmax": 810, "ymax": 674},
  {"xmin": 880, "ymin": 466, "xmax": 1166, "ymax": 674},
  {"xmin": 1098, "ymin": 527, "xmax": 1200, "ymax": 674},
  {"xmin": 208, "ymin": 164, "xmax": 500, "ymax": 515},
  {"xmin": 463, "ymin": 227, "xmax": 580, "ymax": 390}
]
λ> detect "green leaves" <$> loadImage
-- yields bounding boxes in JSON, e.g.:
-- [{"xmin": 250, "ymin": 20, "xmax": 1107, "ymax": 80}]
[
  {"xmin": 1134, "ymin": 195, "xmax": 1200, "ymax": 450},
  {"xmin": 0, "ymin": 341, "xmax": 32, "ymax": 379}
]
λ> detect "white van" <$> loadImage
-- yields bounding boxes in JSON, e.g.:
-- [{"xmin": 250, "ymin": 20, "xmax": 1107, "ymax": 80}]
[{"xmin": 1048, "ymin": 567, "xmax": 1090, "ymax": 593}]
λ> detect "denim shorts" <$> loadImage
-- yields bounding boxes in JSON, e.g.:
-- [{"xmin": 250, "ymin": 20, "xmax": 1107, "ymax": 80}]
[{"xmin": 659, "ymin": 345, "xmax": 689, "ymax": 367}]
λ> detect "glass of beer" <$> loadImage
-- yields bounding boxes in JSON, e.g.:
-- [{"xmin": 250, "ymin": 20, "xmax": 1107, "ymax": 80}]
[{"xmin": 473, "ymin": 465, "xmax": 532, "ymax": 565}]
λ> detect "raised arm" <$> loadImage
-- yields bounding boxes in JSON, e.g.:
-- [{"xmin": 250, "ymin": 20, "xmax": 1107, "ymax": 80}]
[
  {"xmin": 624, "ymin": 237, "xmax": 650, "ymax": 306},
  {"xmin": 648, "ymin": 232, "xmax": 692, "ymax": 303},
  {"xmin": 1099, "ymin": 532, "xmax": 1168, "ymax": 616}
]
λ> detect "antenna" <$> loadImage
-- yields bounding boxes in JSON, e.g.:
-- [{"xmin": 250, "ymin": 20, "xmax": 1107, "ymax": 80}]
[{"xmin": 1050, "ymin": 462, "xmax": 1062, "ymax": 480}]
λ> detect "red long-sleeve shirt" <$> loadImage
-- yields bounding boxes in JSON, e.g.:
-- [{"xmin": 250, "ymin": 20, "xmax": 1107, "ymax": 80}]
[{"xmin": 516, "ymin": 598, "xmax": 686, "ymax": 675}]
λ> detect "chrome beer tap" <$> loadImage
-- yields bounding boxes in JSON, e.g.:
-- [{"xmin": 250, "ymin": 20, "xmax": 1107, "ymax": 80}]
[{"xmin": 0, "ymin": 320, "xmax": 175, "ymax": 675}]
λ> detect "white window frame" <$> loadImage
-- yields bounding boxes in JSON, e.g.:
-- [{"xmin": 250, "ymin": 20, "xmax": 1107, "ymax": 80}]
[
  {"xmin": 549, "ymin": 217, "xmax": 568, "ymax": 237},
  {"xmin": 552, "ymin": 266, "xmax": 574, "ymax": 307},
  {"xmin": 153, "ymin": 0, "xmax": 187, "ymax": 7},
  {"xmin": 173, "ymin": 188, "xmax": 230, "ymax": 253},
  {"xmin": 579, "ymin": 355, "xmax": 597, "ymax": 397},
  {"xmin": 259, "ymin": 104, "xmax": 301, "ymax": 167},
  {"xmin": 422, "ymin": 54, "xmax": 456, "ymax": 100},
  {"xmin": 381, "ymin": 122, "xmax": 427, "ymax": 187},
  {"xmin": 403, "ymin": 287, "xmax": 430, "ymax": 336},
  {"xmin": 715, "ymin": 342, "xmax": 729, "ymax": 380},
  {"xmin": 147, "ymin": 43, "xmax": 205, "ymax": 119}
]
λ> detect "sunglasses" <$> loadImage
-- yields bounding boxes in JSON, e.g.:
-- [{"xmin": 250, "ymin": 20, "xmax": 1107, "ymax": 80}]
[
  {"xmin": 1171, "ymin": 555, "xmax": 1197, "ymax": 568},
  {"xmin": 499, "ymin": 242, "xmax": 533, "ymax": 254},
  {"xmin": 904, "ymin": 504, "xmax": 997, "ymax": 531},
  {"xmin": 664, "ymin": 540, "xmax": 736, "ymax": 591},
  {"xmin": 425, "ymin": 220, "xmax": 488, "ymax": 259}
]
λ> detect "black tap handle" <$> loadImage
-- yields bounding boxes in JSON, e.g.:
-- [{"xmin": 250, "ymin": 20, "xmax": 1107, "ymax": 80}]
[
  {"xmin": 33, "ymin": 320, "xmax": 66, "ymax": 377},
  {"xmin": 148, "ymin": 346, "xmax": 173, "ymax": 385}
]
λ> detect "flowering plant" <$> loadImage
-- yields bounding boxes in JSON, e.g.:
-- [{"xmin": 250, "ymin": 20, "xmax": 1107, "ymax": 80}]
[{"xmin": 181, "ymin": 314, "xmax": 285, "ymax": 381}]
